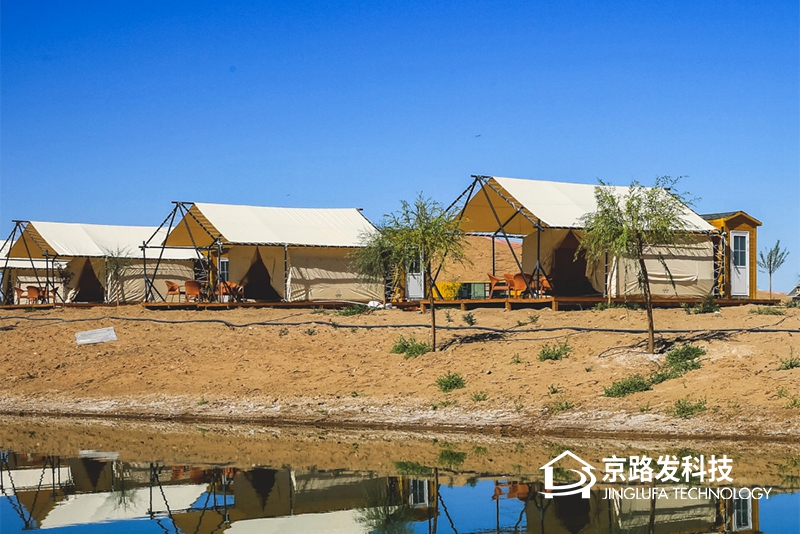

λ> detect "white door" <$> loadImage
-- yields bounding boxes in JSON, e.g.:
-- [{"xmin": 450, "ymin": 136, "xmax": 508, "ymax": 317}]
[
  {"xmin": 730, "ymin": 231, "xmax": 749, "ymax": 297},
  {"xmin": 405, "ymin": 256, "xmax": 424, "ymax": 300}
]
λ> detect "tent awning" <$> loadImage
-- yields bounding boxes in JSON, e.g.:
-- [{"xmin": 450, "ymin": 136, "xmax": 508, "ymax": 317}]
[
  {"xmin": 7, "ymin": 222, "xmax": 196, "ymax": 260},
  {"xmin": 459, "ymin": 176, "xmax": 717, "ymax": 235},
  {"xmin": 163, "ymin": 202, "xmax": 376, "ymax": 248}
]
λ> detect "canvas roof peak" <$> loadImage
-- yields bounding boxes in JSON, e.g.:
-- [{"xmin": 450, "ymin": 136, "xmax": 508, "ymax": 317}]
[
  {"xmin": 460, "ymin": 175, "xmax": 716, "ymax": 235},
  {"xmin": 164, "ymin": 202, "xmax": 376, "ymax": 248},
  {"xmin": 8, "ymin": 221, "xmax": 193, "ymax": 260}
]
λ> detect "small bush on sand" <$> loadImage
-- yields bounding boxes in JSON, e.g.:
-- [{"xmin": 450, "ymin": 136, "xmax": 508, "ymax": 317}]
[
  {"xmin": 538, "ymin": 340, "xmax": 572, "ymax": 361},
  {"xmin": 665, "ymin": 344, "xmax": 706, "ymax": 373},
  {"xmin": 779, "ymin": 349, "xmax": 800, "ymax": 370},
  {"xmin": 471, "ymin": 391, "xmax": 488, "ymax": 402},
  {"xmin": 436, "ymin": 372, "xmax": 466, "ymax": 393},
  {"xmin": 390, "ymin": 335, "xmax": 430, "ymax": 358},
  {"xmin": 786, "ymin": 300, "xmax": 800, "ymax": 309},
  {"xmin": 670, "ymin": 397, "xmax": 707, "ymax": 418},
  {"xmin": 438, "ymin": 449, "xmax": 467, "ymax": 467},
  {"xmin": 393, "ymin": 461, "xmax": 433, "ymax": 476},
  {"xmin": 750, "ymin": 306, "xmax": 785, "ymax": 316},
  {"xmin": 550, "ymin": 396, "xmax": 574, "ymax": 413},
  {"xmin": 462, "ymin": 312, "xmax": 476, "ymax": 326},
  {"xmin": 336, "ymin": 304, "xmax": 371, "ymax": 316},
  {"xmin": 693, "ymin": 294, "xmax": 720, "ymax": 314},
  {"xmin": 594, "ymin": 301, "xmax": 640, "ymax": 311},
  {"xmin": 604, "ymin": 374, "xmax": 651, "ymax": 397}
]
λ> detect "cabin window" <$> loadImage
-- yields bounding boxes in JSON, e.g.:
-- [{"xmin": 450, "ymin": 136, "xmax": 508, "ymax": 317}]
[
  {"xmin": 219, "ymin": 258, "xmax": 229, "ymax": 283},
  {"xmin": 733, "ymin": 235, "xmax": 747, "ymax": 267},
  {"xmin": 409, "ymin": 479, "xmax": 428, "ymax": 506},
  {"xmin": 733, "ymin": 496, "xmax": 752, "ymax": 530}
]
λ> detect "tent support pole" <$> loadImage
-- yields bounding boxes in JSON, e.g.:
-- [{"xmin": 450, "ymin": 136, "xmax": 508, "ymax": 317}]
[
  {"xmin": 0, "ymin": 224, "xmax": 21, "ymax": 304},
  {"xmin": 429, "ymin": 178, "xmax": 478, "ymax": 296},
  {"xmin": 143, "ymin": 202, "xmax": 181, "ymax": 302},
  {"xmin": 491, "ymin": 233, "xmax": 496, "ymax": 276},
  {"xmin": 477, "ymin": 177, "xmax": 533, "ymax": 298},
  {"xmin": 18, "ymin": 223, "xmax": 46, "ymax": 303},
  {"xmin": 283, "ymin": 244, "xmax": 289, "ymax": 302}
]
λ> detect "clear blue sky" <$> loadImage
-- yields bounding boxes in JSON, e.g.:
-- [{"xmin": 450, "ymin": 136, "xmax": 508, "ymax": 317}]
[{"xmin": 1, "ymin": 1, "xmax": 798, "ymax": 291}]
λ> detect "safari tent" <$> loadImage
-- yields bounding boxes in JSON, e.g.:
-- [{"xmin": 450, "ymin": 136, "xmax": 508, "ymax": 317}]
[
  {"xmin": 2, "ymin": 221, "xmax": 195, "ymax": 304},
  {"xmin": 452, "ymin": 175, "xmax": 721, "ymax": 298},
  {"xmin": 0, "ymin": 240, "xmax": 68, "ymax": 304},
  {"xmin": 145, "ymin": 202, "xmax": 383, "ymax": 303}
]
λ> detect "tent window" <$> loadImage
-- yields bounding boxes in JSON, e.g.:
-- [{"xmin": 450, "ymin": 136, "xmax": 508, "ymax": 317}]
[{"xmin": 733, "ymin": 496, "xmax": 751, "ymax": 530}]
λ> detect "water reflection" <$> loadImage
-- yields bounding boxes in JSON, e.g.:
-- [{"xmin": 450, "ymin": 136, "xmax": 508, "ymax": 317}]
[
  {"xmin": 1, "ymin": 422, "xmax": 798, "ymax": 533},
  {"xmin": 2, "ymin": 450, "xmax": 798, "ymax": 533}
]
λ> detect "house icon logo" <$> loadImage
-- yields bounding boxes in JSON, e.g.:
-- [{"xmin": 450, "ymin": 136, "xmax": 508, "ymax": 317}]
[{"xmin": 540, "ymin": 450, "xmax": 597, "ymax": 499}]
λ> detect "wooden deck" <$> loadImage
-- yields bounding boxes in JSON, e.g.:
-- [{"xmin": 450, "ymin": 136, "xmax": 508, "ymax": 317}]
[{"xmin": 0, "ymin": 296, "xmax": 781, "ymax": 312}]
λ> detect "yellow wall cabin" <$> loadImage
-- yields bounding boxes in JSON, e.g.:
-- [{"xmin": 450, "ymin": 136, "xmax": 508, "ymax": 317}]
[{"xmin": 701, "ymin": 211, "xmax": 761, "ymax": 299}]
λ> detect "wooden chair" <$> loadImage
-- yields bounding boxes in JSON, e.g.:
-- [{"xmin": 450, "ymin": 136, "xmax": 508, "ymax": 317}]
[
  {"xmin": 184, "ymin": 280, "xmax": 203, "ymax": 302},
  {"xmin": 165, "ymin": 281, "xmax": 185, "ymax": 302},
  {"xmin": 487, "ymin": 273, "xmax": 509, "ymax": 297},
  {"xmin": 26, "ymin": 286, "xmax": 42, "ymax": 304},
  {"xmin": 13, "ymin": 287, "xmax": 29, "ymax": 305}
]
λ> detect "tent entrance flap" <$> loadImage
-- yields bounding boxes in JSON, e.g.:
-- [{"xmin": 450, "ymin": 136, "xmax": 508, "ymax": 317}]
[
  {"xmin": 242, "ymin": 248, "xmax": 281, "ymax": 301},
  {"xmin": 551, "ymin": 232, "xmax": 599, "ymax": 296},
  {"xmin": 74, "ymin": 258, "xmax": 105, "ymax": 303}
]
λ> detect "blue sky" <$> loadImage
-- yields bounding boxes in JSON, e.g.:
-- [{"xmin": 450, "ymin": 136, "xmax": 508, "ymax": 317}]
[{"xmin": 1, "ymin": 0, "xmax": 798, "ymax": 290}]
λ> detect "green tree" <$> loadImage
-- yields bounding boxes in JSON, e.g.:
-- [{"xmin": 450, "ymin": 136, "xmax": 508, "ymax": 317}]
[
  {"xmin": 350, "ymin": 194, "xmax": 467, "ymax": 351},
  {"xmin": 757, "ymin": 240, "xmax": 789, "ymax": 299},
  {"xmin": 578, "ymin": 176, "xmax": 695, "ymax": 354},
  {"xmin": 103, "ymin": 247, "xmax": 134, "ymax": 305}
]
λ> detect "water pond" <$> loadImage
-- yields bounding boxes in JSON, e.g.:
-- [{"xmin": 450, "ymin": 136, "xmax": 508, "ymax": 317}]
[{"xmin": 1, "ymin": 417, "xmax": 798, "ymax": 533}]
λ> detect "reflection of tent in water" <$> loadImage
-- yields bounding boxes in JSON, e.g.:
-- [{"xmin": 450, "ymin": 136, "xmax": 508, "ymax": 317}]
[
  {"xmin": 234, "ymin": 468, "xmax": 291, "ymax": 517},
  {"xmin": 146, "ymin": 202, "xmax": 384, "ymax": 303}
]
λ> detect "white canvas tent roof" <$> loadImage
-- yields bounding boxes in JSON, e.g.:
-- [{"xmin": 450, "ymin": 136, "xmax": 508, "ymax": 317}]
[
  {"xmin": 9, "ymin": 221, "xmax": 195, "ymax": 260},
  {"xmin": 164, "ymin": 203, "xmax": 376, "ymax": 248},
  {"xmin": 0, "ymin": 240, "xmax": 67, "ymax": 269},
  {"xmin": 460, "ymin": 176, "xmax": 716, "ymax": 234}
]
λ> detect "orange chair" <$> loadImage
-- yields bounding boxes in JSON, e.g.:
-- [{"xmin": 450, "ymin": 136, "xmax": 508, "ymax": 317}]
[
  {"xmin": 487, "ymin": 273, "xmax": 509, "ymax": 297},
  {"xmin": 13, "ymin": 287, "xmax": 29, "ymax": 305},
  {"xmin": 219, "ymin": 281, "xmax": 244, "ymax": 302},
  {"xmin": 165, "ymin": 281, "xmax": 184, "ymax": 302},
  {"xmin": 509, "ymin": 273, "xmax": 534, "ymax": 297},
  {"xmin": 184, "ymin": 280, "xmax": 203, "ymax": 302},
  {"xmin": 26, "ymin": 286, "xmax": 42, "ymax": 303}
]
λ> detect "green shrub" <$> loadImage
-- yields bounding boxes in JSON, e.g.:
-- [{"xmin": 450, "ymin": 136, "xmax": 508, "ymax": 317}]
[
  {"xmin": 390, "ymin": 335, "xmax": 430, "ymax": 358},
  {"xmin": 538, "ymin": 340, "xmax": 572, "ymax": 361},
  {"xmin": 548, "ymin": 384, "xmax": 560, "ymax": 395},
  {"xmin": 304, "ymin": 328, "xmax": 316, "ymax": 336},
  {"xmin": 336, "ymin": 304, "xmax": 371, "ymax": 316},
  {"xmin": 670, "ymin": 397, "xmax": 707, "ymax": 418},
  {"xmin": 779, "ymin": 355, "xmax": 800, "ymax": 370},
  {"xmin": 693, "ymin": 294, "xmax": 720, "ymax": 314},
  {"xmin": 510, "ymin": 353, "xmax": 522, "ymax": 365},
  {"xmin": 393, "ymin": 461, "xmax": 433, "ymax": 477},
  {"xmin": 278, "ymin": 327, "xmax": 289, "ymax": 337},
  {"xmin": 462, "ymin": 312, "xmax": 476, "ymax": 326},
  {"xmin": 604, "ymin": 344, "xmax": 706, "ymax": 395},
  {"xmin": 594, "ymin": 301, "xmax": 639, "ymax": 311},
  {"xmin": 786, "ymin": 299, "xmax": 800, "ymax": 309},
  {"xmin": 550, "ymin": 396, "xmax": 574, "ymax": 413},
  {"xmin": 438, "ymin": 449, "xmax": 467, "ymax": 467},
  {"xmin": 471, "ymin": 391, "xmax": 488, "ymax": 402},
  {"xmin": 436, "ymin": 372, "xmax": 466, "ymax": 393},
  {"xmin": 604, "ymin": 374, "xmax": 651, "ymax": 397},
  {"xmin": 750, "ymin": 306, "xmax": 785, "ymax": 316},
  {"xmin": 665, "ymin": 344, "xmax": 705, "ymax": 373},
  {"xmin": 444, "ymin": 309, "xmax": 453, "ymax": 323}
]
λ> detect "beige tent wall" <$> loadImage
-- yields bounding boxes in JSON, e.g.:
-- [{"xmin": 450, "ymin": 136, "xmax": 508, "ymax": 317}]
[
  {"xmin": 105, "ymin": 261, "xmax": 194, "ymax": 303},
  {"xmin": 521, "ymin": 229, "xmax": 570, "ymax": 275},
  {"xmin": 610, "ymin": 237, "xmax": 715, "ymax": 298},
  {"xmin": 288, "ymin": 247, "xmax": 382, "ymax": 302},
  {"xmin": 228, "ymin": 245, "xmax": 286, "ymax": 298}
]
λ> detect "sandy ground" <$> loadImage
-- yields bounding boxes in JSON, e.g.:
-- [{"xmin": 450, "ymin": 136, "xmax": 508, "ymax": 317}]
[{"xmin": 0, "ymin": 303, "xmax": 798, "ymax": 439}]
